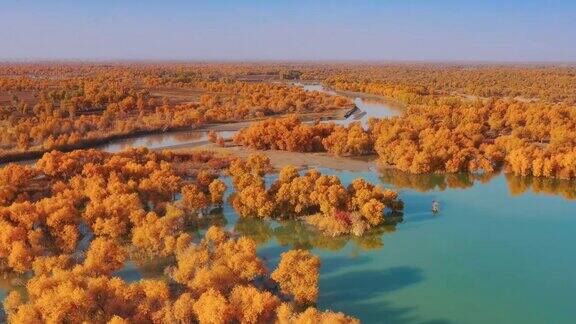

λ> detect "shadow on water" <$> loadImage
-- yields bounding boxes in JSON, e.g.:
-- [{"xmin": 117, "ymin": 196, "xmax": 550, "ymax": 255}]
[
  {"xmin": 322, "ymin": 267, "xmax": 423, "ymax": 302},
  {"xmin": 321, "ymin": 267, "xmax": 451, "ymax": 324},
  {"xmin": 320, "ymin": 255, "xmax": 372, "ymax": 275}
]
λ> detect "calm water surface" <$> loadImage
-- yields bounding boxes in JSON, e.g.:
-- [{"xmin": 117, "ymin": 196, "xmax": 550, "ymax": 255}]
[
  {"xmin": 249, "ymin": 170, "xmax": 576, "ymax": 324},
  {"xmin": 297, "ymin": 82, "xmax": 403, "ymax": 126},
  {"xmin": 100, "ymin": 130, "xmax": 237, "ymax": 153}
]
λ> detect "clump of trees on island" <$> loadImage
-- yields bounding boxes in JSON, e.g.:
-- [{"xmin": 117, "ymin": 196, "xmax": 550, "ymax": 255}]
[
  {"xmin": 228, "ymin": 154, "xmax": 403, "ymax": 237},
  {"xmin": 0, "ymin": 148, "xmax": 368, "ymax": 323},
  {"xmin": 233, "ymin": 116, "xmax": 374, "ymax": 157}
]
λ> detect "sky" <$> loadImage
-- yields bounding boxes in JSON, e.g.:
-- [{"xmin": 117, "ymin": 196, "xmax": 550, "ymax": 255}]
[{"xmin": 0, "ymin": 0, "xmax": 575, "ymax": 62}]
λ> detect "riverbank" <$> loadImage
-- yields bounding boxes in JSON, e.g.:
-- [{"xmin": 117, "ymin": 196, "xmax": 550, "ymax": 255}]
[
  {"xmin": 171, "ymin": 142, "xmax": 378, "ymax": 172},
  {"xmin": 0, "ymin": 107, "xmax": 352, "ymax": 165},
  {"xmin": 294, "ymin": 81, "xmax": 407, "ymax": 110}
]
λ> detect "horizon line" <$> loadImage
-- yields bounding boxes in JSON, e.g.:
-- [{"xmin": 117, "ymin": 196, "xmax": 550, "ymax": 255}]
[{"xmin": 1, "ymin": 58, "xmax": 575, "ymax": 66}]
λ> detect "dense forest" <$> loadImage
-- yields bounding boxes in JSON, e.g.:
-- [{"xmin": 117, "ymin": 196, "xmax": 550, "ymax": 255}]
[
  {"xmin": 234, "ymin": 96, "xmax": 576, "ymax": 180},
  {"xmin": 0, "ymin": 148, "xmax": 363, "ymax": 323},
  {"xmin": 0, "ymin": 64, "xmax": 353, "ymax": 160}
]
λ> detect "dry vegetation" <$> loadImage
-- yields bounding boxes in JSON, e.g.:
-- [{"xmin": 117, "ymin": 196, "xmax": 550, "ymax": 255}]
[
  {"xmin": 228, "ymin": 155, "xmax": 403, "ymax": 237},
  {"xmin": 233, "ymin": 116, "xmax": 374, "ymax": 157},
  {"xmin": 0, "ymin": 63, "xmax": 353, "ymax": 161},
  {"xmin": 231, "ymin": 64, "xmax": 576, "ymax": 180},
  {"xmin": 0, "ymin": 148, "xmax": 360, "ymax": 323}
]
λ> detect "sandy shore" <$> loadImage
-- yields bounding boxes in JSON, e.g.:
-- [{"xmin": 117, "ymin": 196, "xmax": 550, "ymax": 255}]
[{"xmin": 173, "ymin": 142, "xmax": 378, "ymax": 172}]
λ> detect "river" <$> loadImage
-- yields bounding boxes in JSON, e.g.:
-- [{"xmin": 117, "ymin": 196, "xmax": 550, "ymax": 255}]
[
  {"xmin": 100, "ymin": 82, "xmax": 402, "ymax": 152},
  {"xmin": 1, "ymin": 84, "xmax": 576, "ymax": 323},
  {"xmin": 297, "ymin": 82, "xmax": 404, "ymax": 126}
]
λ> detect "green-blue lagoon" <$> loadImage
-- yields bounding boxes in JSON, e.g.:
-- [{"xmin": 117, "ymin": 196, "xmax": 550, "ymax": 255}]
[{"xmin": 232, "ymin": 169, "xmax": 576, "ymax": 324}]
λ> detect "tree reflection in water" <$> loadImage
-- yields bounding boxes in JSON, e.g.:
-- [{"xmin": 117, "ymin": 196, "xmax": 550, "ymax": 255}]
[
  {"xmin": 234, "ymin": 212, "xmax": 403, "ymax": 255},
  {"xmin": 505, "ymin": 173, "xmax": 576, "ymax": 200},
  {"xmin": 378, "ymin": 168, "xmax": 498, "ymax": 192},
  {"xmin": 379, "ymin": 167, "xmax": 576, "ymax": 200}
]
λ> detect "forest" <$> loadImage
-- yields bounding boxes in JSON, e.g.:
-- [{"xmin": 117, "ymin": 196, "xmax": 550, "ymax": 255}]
[
  {"xmin": 234, "ymin": 93, "xmax": 576, "ymax": 179},
  {"xmin": 0, "ymin": 64, "xmax": 353, "ymax": 161},
  {"xmin": 1, "ymin": 62, "xmax": 575, "ymax": 323},
  {"xmin": 0, "ymin": 148, "xmax": 363, "ymax": 323}
]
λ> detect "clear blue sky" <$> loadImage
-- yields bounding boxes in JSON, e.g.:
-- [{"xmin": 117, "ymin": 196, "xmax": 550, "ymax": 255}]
[{"xmin": 1, "ymin": 0, "xmax": 574, "ymax": 61}]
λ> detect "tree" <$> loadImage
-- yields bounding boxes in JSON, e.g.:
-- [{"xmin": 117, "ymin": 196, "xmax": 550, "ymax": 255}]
[{"xmin": 271, "ymin": 249, "xmax": 321, "ymax": 304}]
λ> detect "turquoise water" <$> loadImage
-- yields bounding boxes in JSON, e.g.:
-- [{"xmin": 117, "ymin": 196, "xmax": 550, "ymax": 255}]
[{"xmin": 235, "ymin": 170, "xmax": 576, "ymax": 324}]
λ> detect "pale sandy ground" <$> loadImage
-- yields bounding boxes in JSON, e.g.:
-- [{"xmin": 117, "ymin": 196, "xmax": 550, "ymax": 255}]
[{"xmin": 173, "ymin": 142, "xmax": 378, "ymax": 172}]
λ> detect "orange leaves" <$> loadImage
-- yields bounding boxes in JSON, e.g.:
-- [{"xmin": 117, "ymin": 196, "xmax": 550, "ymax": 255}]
[
  {"xmin": 0, "ymin": 164, "xmax": 38, "ymax": 206},
  {"xmin": 193, "ymin": 288, "xmax": 233, "ymax": 324},
  {"xmin": 85, "ymin": 193, "xmax": 141, "ymax": 238},
  {"xmin": 323, "ymin": 121, "xmax": 374, "ymax": 156},
  {"xmin": 7, "ymin": 241, "xmax": 33, "ymax": 273},
  {"xmin": 230, "ymin": 160, "xmax": 403, "ymax": 236},
  {"xmin": 235, "ymin": 117, "xmax": 375, "ymax": 157},
  {"xmin": 271, "ymin": 249, "xmax": 321, "ymax": 304},
  {"xmin": 3, "ymin": 290, "xmax": 22, "ymax": 318},
  {"xmin": 170, "ymin": 293, "xmax": 196, "ymax": 323},
  {"xmin": 36, "ymin": 149, "xmax": 108, "ymax": 179},
  {"xmin": 370, "ymin": 97, "xmax": 576, "ymax": 179},
  {"xmin": 229, "ymin": 285, "xmax": 280, "ymax": 324},
  {"xmin": 276, "ymin": 302, "xmax": 360, "ymax": 324},
  {"xmin": 84, "ymin": 237, "xmax": 126, "ymax": 275},
  {"xmin": 131, "ymin": 205, "xmax": 188, "ymax": 257},
  {"xmin": 233, "ymin": 115, "xmax": 330, "ymax": 152},
  {"xmin": 182, "ymin": 177, "xmax": 227, "ymax": 214},
  {"xmin": 0, "ymin": 148, "xmax": 229, "ymax": 273},
  {"xmin": 0, "ymin": 63, "xmax": 355, "ymax": 158},
  {"xmin": 205, "ymin": 226, "xmax": 228, "ymax": 245},
  {"xmin": 278, "ymin": 165, "xmax": 299, "ymax": 184},
  {"xmin": 182, "ymin": 184, "xmax": 209, "ymax": 213},
  {"xmin": 3, "ymin": 220, "xmax": 358, "ymax": 323},
  {"xmin": 229, "ymin": 155, "xmax": 276, "ymax": 218},
  {"xmin": 208, "ymin": 179, "xmax": 227, "ymax": 205},
  {"xmin": 172, "ymin": 227, "xmax": 265, "ymax": 295},
  {"xmin": 360, "ymin": 199, "xmax": 386, "ymax": 226}
]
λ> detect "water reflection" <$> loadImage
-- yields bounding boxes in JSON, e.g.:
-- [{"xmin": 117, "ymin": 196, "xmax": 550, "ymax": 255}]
[
  {"xmin": 379, "ymin": 168, "xmax": 498, "ymax": 192},
  {"xmin": 234, "ymin": 217, "xmax": 401, "ymax": 254},
  {"xmin": 505, "ymin": 173, "xmax": 576, "ymax": 200},
  {"xmin": 100, "ymin": 130, "xmax": 237, "ymax": 153},
  {"xmin": 379, "ymin": 168, "xmax": 576, "ymax": 200},
  {"xmin": 115, "ymin": 208, "xmax": 229, "ymax": 283}
]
